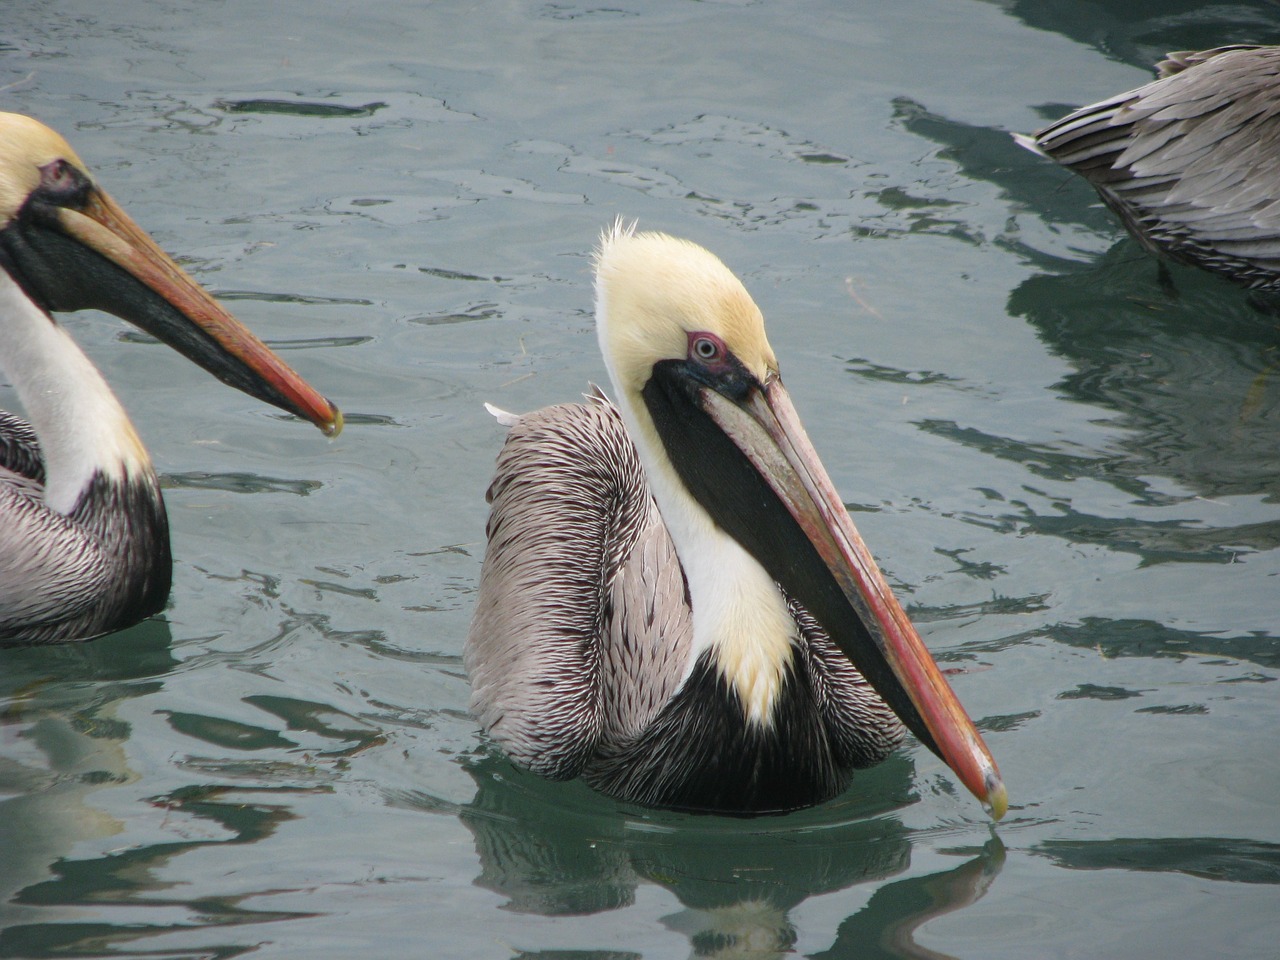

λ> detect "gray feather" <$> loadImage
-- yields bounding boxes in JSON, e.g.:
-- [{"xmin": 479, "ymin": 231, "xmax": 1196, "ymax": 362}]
[
  {"xmin": 1020, "ymin": 45, "xmax": 1280, "ymax": 290},
  {"xmin": 467, "ymin": 399, "xmax": 667, "ymax": 779},
  {"xmin": 0, "ymin": 411, "xmax": 44, "ymax": 484},
  {"xmin": 0, "ymin": 414, "xmax": 170, "ymax": 645},
  {"xmin": 466, "ymin": 396, "xmax": 904, "ymax": 811}
]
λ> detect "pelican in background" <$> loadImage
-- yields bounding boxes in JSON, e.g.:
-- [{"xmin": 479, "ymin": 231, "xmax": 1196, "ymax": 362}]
[
  {"xmin": 467, "ymin": 223, "xmax": 1005, "ymax": 817},
  {"xmin": 0, "ymin": 112, "xmax": 341, "ymax": 645},
  {"xmin": 1016, "ymin": 45, "xmax": 1280, "ymax": 291}
]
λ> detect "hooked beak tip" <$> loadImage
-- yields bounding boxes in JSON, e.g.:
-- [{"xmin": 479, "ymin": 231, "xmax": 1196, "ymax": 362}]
[
  {"xmin": 984, "ymin": 776, "xmax": 1008, "ymax": 821},
  {"xmin": 320, "ymin": 402, "xmax": 344, "ymax": 438}
]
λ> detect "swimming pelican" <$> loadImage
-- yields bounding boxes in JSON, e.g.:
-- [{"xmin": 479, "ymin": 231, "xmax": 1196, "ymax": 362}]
[
  {"xmin": 467, "ymin": 223, "xmax": 1005, "ymax": 817},
  {"xmin": 0, "ymin": 112, "xmax": 341, "ymax": 645},
  {"xmin": 1016, "ymin": 45, "xmax": 1280, "ymax": 291}
]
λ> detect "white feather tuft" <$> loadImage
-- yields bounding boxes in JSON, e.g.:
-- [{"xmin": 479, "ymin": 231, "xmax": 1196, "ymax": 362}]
[
  {"xmin": 1012, "ymin": 131, "xmax": 1048, "ymax": 157},
  {"xmin": 484, "ymin": 402, "xmax": 522, "ymax": 427}
]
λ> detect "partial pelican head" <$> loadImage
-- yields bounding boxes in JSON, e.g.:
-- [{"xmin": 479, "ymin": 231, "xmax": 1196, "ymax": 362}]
[{"xmin": 0, "ymin": 112, "xmax": 342, "ymax": 436}]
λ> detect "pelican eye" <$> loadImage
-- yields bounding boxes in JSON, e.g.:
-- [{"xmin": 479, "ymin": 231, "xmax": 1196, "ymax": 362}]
[
  {"xmin": 36, "ymin": 158, "xmax": 92, "ymax": 209},
  {"xmin": 690, "ymin": 334, "xmax": 725, "ymax": 362}
]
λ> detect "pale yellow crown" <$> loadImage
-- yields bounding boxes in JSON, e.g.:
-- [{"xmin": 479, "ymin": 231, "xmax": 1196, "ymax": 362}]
[
  {"xmin": 0, "ymin": 113, "xmax": 90, "ymax": 226},
  {"xmin": 594, "ymin": 221, "xmax": 778, "ymax": 396}
]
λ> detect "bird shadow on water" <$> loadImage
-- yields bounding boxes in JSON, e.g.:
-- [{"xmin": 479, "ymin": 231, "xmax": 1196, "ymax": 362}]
[
  {"xmin": 446, "ymin": 753, "xmax": 1004, "ymax": 960},
  {"xmin": 1007, "ymin": 249, "xmax": 1280, "ymax": 506},
  {"xmin": 894, "ymin": 91, "xmax": 1280, "ymax": 509}
]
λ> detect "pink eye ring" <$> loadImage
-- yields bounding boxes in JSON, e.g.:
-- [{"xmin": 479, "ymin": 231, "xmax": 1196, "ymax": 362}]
[{"xmin": 689, "ymin": 333, "xmax": 725, "ymax": 362}]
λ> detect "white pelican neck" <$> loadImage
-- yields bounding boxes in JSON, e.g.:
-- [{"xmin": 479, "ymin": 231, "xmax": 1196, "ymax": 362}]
[{"xmin": 0, "ymin": 272, "xmax": 150, "ymax": 514}]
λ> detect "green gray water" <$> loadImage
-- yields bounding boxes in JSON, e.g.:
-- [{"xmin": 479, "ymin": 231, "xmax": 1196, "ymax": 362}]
[{"xmin": 2, "ymin": 1, "xmax": 1279, "ymax": 957}]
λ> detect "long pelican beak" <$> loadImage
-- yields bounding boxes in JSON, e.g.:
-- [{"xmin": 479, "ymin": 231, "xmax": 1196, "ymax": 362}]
[
  {"xmin": 645, "ymin": 366, "xmax": 1006, "ymax": 819},
  {"xmin": 6, "ymin": 183, "xmax": 341, "ymax": 435}
]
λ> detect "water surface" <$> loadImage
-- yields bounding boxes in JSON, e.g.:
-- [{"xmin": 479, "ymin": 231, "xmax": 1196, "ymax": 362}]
[{"xmin": 2, "ymin": 2, "xmax": 1279, "ymax": 957}]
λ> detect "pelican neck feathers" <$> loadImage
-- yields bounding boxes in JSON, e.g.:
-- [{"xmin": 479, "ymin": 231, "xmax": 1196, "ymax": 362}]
[
  {"xmin": 593, "ymin": 224, "xmax": 797, "ymax": 727},
  {"xmin": 0, "ymin": 273, "xmax": 150, "ymax": 516}
]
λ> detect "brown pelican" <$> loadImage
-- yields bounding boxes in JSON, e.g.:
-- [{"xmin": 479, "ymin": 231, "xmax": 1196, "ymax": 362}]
[
  {"xmin": 0, "ymin": 112, "xmax": 341, "ymax": 645},
  {"xmin": 467, "ymin": 223, "xmax": 1005, "ymax": 817},
  {"xmin": 1016, "ymin": 45, "xmax": 1280, "ymax": 291}
]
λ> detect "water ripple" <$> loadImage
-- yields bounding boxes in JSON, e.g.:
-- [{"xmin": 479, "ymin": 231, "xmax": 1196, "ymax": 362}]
[{"xmin": 214, "ymin": 98, "xmax": 388, "ymax": 118}]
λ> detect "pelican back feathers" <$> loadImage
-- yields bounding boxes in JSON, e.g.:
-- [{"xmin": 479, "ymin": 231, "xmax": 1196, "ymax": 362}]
[
  {"xmin": 467, "ymin": 396, "xmax": 692, "ymax": 781},
  {"xmin": 1021, "ymin": 45, "xmax": 1280, "ymax": 289}
]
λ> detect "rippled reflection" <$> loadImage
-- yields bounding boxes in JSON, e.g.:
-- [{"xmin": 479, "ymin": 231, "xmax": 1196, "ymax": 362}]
[
  {"xmin": 1036, "ymin": 836, "xmax": 1280, "ymax": 886},
  {"xmin": 1038, "ymin": 618, "xmax": 1280, "ymax": 672},
  {"xmin": 988, "ymin": 0, "xmax": 1280, "ymax": 71},
  {"xmin": 0, "ymin": 625, "xmax": 176, "ymax": 953},
  {"xmin": 456, "ymin": 755, "xmax": 1004, "ymax": 959},
  {"xmin": 891, "ymin": 78, "xmax": 1280, "ymax": 556},
  {"xmin": 0, "ymin": 613, "xmax": 406, "ymax": 958},
  {"xmin": 1011, "ymin": 263, "xmax": 1280, "ymax": 495},
  {"xmin": 3, "ymin": 787, "xmax": 311, "ymax": 959}
]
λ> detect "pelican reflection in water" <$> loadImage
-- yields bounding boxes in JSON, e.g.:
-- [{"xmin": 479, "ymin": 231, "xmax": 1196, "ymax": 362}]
[
  {"xmin": 467, "ymin": 222, "xmax": 1004, "ymax": 817},
  {"xmin": 0, "ymin": 113, "xmax": 341, "ymax": 645},
  {"xmin": 1018, "ymin": 45, "xmax": 1280, "ymax": 291}
]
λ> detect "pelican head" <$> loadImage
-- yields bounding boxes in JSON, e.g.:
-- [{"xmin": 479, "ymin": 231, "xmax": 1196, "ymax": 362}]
[
  {"xmin": 593, "ymin": 222, "xmax": 1006, "ymax": 818},
  {"xmin": 596, "ymin": 226, "xmax": 778, "ymax": 396},
  {"xmin": 0, "ymin": 112, "xmax": 341, "ymax": 435}
]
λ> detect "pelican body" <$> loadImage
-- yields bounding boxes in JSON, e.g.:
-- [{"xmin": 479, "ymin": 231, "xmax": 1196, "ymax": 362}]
[
  {"xmin": 0, "ymin": 113, "xmax": 340, "ymax": 644},
  {"xmin": 467, "ymin": 224, "xmax": 1004, "ymax": 817},
  {"xmin": 1017, "ymin": 45, "xmax": 1280, "ymax": 290}
]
